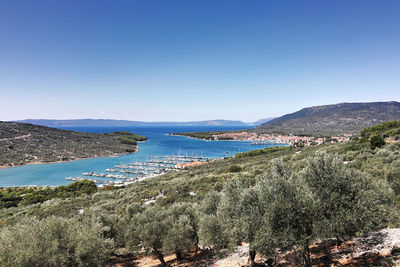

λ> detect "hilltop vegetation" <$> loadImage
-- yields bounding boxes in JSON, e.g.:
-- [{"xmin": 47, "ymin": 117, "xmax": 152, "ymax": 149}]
[
  {"xmin": 171, "ymin": 102, "xmax": 400, "ymax": 141},
  {"xmin": 0, "ymin": 122, "xmax": 146, "ymax": 167},
  {"xmin": 257, "ymin": 101, "xmax": 400, "ymax": 136},
  {"xmin": 170, "ymin": 131, "xmax": 234, "ymax": 140},
  {"xmin": 1, "ymin": 121, "xmax": 400, "ymax": 266},
  {"xmin": 361, "ymin": 120, "xmax": 400, "ymax": 140},
  {"xmin": 0, "ymin": 180, "xmax": 97, "ymax": 208}
]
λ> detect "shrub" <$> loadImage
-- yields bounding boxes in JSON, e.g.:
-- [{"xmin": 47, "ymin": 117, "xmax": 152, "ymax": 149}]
[
  {"xmin": 0, "ymin": 216, "xmax": 114, "ymax": 267},
  {"xmin": 225, "ymin": 165, "xmax": 242, "ymax": 173},
  {"xmin": 370, "ymin": 135, "xmax": 386, "ymax": 149},
  {"xmin": 303, "ymin": 152, "xmax": 392, "ymax": 242}
]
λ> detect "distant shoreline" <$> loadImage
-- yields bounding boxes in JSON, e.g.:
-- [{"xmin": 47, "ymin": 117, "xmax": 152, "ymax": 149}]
[
  {"xmin": 0, "ymin": 144, "xmax": 143, "ymax": 170},
  {"xmin": 169, "ymin": 133, "xmax": 225, "ymax": 141}
]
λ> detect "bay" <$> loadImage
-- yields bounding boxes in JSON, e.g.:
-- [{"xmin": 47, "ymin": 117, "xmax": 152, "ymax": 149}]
[{"xmin": 0, "ymin": 126, "xmax": 282, "ymax": 187}]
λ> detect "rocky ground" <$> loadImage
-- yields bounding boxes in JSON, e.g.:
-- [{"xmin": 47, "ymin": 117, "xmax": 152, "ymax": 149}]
[{"xmin": 107, "ymin": 228, "xmax": 400, "ymax": 267}]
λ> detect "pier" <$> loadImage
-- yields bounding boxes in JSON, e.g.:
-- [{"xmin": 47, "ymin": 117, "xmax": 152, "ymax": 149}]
[{"xmin": 65, "ymin": 154, "xmax": 210, "ymax": 187}]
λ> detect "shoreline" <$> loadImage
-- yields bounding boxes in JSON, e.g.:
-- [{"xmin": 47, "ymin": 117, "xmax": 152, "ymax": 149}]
[
  {"xmin": 0, "ymin": 144, "xmax": 142, "ymax": 171},
  {"xmin": 169, "ymin": 133, "xmax": 284, "ymax": 144},
  {"xmin": 168, "ymin": 133, "xmax": 230, "ymax": 141}
]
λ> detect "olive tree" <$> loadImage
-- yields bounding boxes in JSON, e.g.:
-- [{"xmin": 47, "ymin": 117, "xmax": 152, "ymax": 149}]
[
  {"xmin": 133, "ymin": 206, "xmax": 169, "ymax": 266},
  {"xmin": 198, "ymin": 191, "xmax": 228, "ymax": 250},
  {"xmin": 216, "ymin": 179, "xmax": 265, "ymax": 267},
  {"xmin": 164, "ymin": 202, "xmax": 199, "ymax": 260},
  {"xmin": 0, "ymin": 215, "xmax": 114, "ymax": 267},
  {"xmin": 117, "ymin": 202, "xmax": 144, "ymax": 250},
  {"xmin": 303, "ymin": 152, "xmax": 392, "ymax": 245},
  {"xmin": 256, "ymin": 159, "xmax": 316, "ymax": 266}
]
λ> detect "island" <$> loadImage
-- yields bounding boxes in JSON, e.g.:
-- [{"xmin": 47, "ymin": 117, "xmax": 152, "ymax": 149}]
[{"xmin": 0, "ymin": 122, "xmax": 147, "ymax": 168}]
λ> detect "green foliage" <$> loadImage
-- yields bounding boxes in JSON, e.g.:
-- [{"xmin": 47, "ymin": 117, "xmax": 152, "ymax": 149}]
[
  {"xmin": 132, "ymin": 203, "xmax": 199, "ymax": 265},
  {"xmin": 1, "ymin": 121, "xmax": 400, "ymax": 266},
  {"xmin": 0, "ymin": 216, "xmax": 114, "ymax": 267},
  {"xmin": 255, "ymin": 160, "xmax": 316, "ymax": 265},
  {"xmin": 342, "ymin": 140, "xmax": 365, "ymax": 153},
  {"xmin": 235, "ymin": 146, "xmax": 290, "ymax": 158},
  {"xmin": 105, "ymin": 131, "xmax": 147, "ymax": 145},
  {"xmin": 133, "ymin": 205, "xmax": 169, "ymax": 265},
  {"xmin": 198, "ymin": 154, "xmax": 393, "ymax": 266},
  {"xmin": 361, "ymin": 120, "xmax": 400, "ymax": 139},
  {"xmin": 225, "ymin": 164, "xmax": 242, "ymax": 173},
  {"xmin": 117, "ymin": 134, "xmax": 146, "ymax": 145},
  {"xmin": 164, "ymin": 203, "xmax": 199, "ymax": 260},
  {"xmin": 198, "ymin": 191, "xmax": 228, "ymax": 250},
  {"xmin": 370, "ymin": 135, "xmax": 386, "ymax": 149},
  {"xmin": 0, "ymin": 180, "xmax": 97, "ymax": 208},
  {"xmin": 303, "ymin": 153, "xmax": 392, "ymax": 240},
  {"xmin": 170, "ymin": 131, "xmax": 235, "ymax": 140},
  {"xmin": 219, "ymin": 182, "xmax": 264, "ymax": 266},
  {"xmin": 386, "ymin": 160, "xmax": 400, "ymax": 195}
]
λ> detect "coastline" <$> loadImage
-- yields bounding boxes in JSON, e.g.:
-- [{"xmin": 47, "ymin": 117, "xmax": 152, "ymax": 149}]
[
  {"xmin": 0, "ymin": 144, "xmax": 142, "ymax": 171},
  {"xmin": 170, "ymin": 133, "xmax": 266, "ymax": 143},
  {"xmin": 168, "ymin": 133, "xmax": 225, "ymax": 141}
]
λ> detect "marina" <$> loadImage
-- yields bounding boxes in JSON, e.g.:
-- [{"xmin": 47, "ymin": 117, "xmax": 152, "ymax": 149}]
[{"xmin": 65, "ymin": 154, "xmax": 211, "ymax": 187}]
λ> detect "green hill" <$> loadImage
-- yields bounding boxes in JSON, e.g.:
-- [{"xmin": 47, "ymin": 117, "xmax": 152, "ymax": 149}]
[
  {"xmin": 0, "ymin": 122, "xmax": 146, "ymax": 167},
  {"xmin": 257, "ymin": 101, "xmax": 400, "ymax": 136}
]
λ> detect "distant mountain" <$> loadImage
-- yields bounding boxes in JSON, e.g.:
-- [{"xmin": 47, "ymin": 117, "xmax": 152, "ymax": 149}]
[
  {"xmin": 16, "ymin": 119, "xmax": 250, "ymax": 128},
  {"xmin": 257, "ymin": 101, "xmax": 400, "ymax": 136},
  {"xmin": 251, "ymin": 117, "xmax": 276, "ymax": 126}
]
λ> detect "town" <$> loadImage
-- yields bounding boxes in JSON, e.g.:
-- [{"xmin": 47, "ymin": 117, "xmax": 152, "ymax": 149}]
[{"xmin": 212, "ymin": 131, "xmax": 352, "ymax": 146}]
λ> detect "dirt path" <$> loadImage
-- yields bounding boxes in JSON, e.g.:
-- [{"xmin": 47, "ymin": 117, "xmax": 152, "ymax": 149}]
[
  {"xmin": 107, "ymin": 228, "xmax": 400, "ymax": 267},
  {"xmin": 0, "ymin": 133, "xmax": 31, "ymax": 142}
]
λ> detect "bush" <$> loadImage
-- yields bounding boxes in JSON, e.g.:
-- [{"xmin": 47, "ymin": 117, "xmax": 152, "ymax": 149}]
[
  {"xmin": 370, "ymin": 135, "xmax": 386, "ymax": 149},
  {"xmin": 0, "ymin": 216, "xmax": 114, "ymax": 267},
  {"xmin": 225, "ymin": 165, "xmax": 242, "ymax": 173}
]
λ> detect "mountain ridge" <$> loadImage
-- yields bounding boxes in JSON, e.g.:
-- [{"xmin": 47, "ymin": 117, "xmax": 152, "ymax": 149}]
[
  {"xmin": 16, "ymin": 119, "xmax": 251, "ymax": 127},
  {"xmin": 257, "ymin": 101, "xmax": 400, "ymax": 135}
]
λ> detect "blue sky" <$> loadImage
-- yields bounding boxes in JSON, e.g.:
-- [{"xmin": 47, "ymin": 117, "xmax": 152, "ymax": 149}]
[{"xmin": 0, "ymin": 0, "xmax": 399, "ymax": 122}]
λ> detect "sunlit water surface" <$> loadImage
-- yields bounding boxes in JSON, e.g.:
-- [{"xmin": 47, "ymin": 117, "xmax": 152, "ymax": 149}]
[{"xmin": 0, "ymin": 126, "xmax": 284, "ymax": 187}]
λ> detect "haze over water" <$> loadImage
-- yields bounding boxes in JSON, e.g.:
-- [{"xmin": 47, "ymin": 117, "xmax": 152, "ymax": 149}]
[{"xmin": 0, "ymin": 126, "xmax": 282, "ymax": 187}]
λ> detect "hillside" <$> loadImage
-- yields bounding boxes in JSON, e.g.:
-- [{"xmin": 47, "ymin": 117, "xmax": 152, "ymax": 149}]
[
  {"xmin": 1, "ymin": 121, "xmax": 400, "ymax": 266},
  {"xmin": 257, "ymin": 101, "xmax": 400, "ymax": 135},
  {"xmin": 0, "ymin": 122, "xmax": 146, "ymax": 167},
  {"xmin": 17, "ymin": 119, "xmax": 250, "ymax": 127},
  {"xmin": 251, "ymin": 117, "xmax": 275, "ymax": 126}
]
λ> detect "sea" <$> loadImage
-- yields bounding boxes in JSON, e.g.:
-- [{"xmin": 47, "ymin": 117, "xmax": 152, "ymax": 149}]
[{"xmin": 0, "ymin": 126, "xmax": 283, "ymax": 187}]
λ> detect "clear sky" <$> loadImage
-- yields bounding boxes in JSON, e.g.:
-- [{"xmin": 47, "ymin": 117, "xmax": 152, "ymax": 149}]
[{"xmin": 0, "ymin": 0, "xmax": 399, "ymax": 122}]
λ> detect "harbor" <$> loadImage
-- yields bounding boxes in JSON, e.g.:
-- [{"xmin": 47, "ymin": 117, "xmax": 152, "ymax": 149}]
[
  {"xmin": 65, "ymin": 154, "xmax": 210, "ymax": 187},
  {"xmin": 0, "ymin": 125, "xmax": 274, "ymax": 187}
]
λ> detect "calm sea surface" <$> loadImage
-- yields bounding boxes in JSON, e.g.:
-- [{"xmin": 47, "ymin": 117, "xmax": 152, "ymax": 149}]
[{"xmin": 0, "ymin": 126, "xmax": 282, "ymax": 187}]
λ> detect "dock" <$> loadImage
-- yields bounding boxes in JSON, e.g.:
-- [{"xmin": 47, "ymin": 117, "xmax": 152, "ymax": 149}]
[{"xmin": 65, "ymin": 154, "xmax": 210, "ymax": 187}]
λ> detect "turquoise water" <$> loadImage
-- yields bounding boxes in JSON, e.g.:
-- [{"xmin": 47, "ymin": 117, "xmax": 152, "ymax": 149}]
[{"xmin": 0, "ymin": 126, "xmax": 282, "ymax": 187}]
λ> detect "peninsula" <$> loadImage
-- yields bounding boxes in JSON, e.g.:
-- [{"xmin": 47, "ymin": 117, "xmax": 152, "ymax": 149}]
[
  {"xmin": 0, "ymin": 122, "xmax": 146, "ymax": 167},
  {"xmin": 171, "ymin": 101, "xmax": 400, "ymax": 146}
]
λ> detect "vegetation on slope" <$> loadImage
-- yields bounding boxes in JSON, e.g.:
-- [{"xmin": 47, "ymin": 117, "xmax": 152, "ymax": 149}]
[
  {"xmin": 0, "ymin": 180, "xmax": 97, "ymax": 208},
  {"xmin": 1, "ymin": 121, "xmax": 400, "ymax": 266},
  {"xmin": 257, "ymin": 101, "xmax": 400, "ymax": 135},
  {"xmin": 360, "ymin": 120, "xmax": 400, "ymax": 140},
  {"xmin": 169, "ymin": 131, "xmax": 234, "ymax": 140},
  {"xmin": 0, "ymin": 122, "xmax": 146, "ymax": 167}
]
